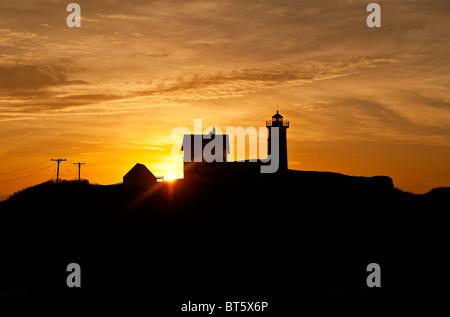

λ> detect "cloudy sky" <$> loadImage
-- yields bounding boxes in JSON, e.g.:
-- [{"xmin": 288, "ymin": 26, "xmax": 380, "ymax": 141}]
[{"xmin": 1, "ymin": 0, "xmax": 450, "ymax": 197}]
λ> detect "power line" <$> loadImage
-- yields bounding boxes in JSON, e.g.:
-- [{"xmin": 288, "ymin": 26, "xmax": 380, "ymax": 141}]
[
  {"xmin": 0, "ymin": 164, "xmax": 59, "ymax": 176},
  {"xmin": 0, "ymin": 161, "xmax": 49, "ymax": 175},
  {"xmin": 0, "ymin": 164, "xmax": 55, "ymax": 183},
  {"xmin": 64, "ymin": 167, "xmax": 75, "ymax": 174}
]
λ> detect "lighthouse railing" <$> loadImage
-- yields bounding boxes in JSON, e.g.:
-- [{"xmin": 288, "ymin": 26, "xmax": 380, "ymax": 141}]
[{"xmin": 266, "ymin": 120, "xmax": 289, "ymax": 127}]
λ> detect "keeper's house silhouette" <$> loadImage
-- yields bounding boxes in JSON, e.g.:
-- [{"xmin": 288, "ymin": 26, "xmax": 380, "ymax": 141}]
[
  {"xmin": 123, "ymin": 163, "xmax": 157, "ymax": 187},
  {"xmin": 182, "ymin": 111, "xmax": 289, "ymax": 181}
]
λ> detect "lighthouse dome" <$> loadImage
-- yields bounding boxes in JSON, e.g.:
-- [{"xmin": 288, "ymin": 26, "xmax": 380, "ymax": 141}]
[{"xmin": 272, "ymin": 111, "xmax": 283, "ymax": 119}]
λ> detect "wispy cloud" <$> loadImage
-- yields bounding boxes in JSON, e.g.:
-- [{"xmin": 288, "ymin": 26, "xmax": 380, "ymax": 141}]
[
  {"xmin": 127, "ymin": 51, "xmax": 175, "ymax": 59},
  {"xmin": 0, "ymin": 29, "xmax": 42, "ymax": 47},
  {"xmin": 131, "ymin": 54, "xmax": 407, "ymax": 101},
  {"xmin": 97, "ymin": 13, "xmax": 150, "ymax": 21},
  {"xmin": 0, "ymin": 64, "xmax": 86, "ymax": 93}
]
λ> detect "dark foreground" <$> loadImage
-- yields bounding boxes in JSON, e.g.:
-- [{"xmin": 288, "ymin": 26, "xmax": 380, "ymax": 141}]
[{"xmin": 0, "ymin": 170, "xmax": 449, "ymax": 307}]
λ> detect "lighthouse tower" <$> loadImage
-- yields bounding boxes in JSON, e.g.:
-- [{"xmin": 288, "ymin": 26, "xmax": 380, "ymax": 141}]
[{"xmin": 266, "ymin": 110, "xmax": 289, "ymax": 171}]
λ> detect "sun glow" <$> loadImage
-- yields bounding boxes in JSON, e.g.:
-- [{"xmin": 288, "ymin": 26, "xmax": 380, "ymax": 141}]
[{"xmin": 166, "ymin": 173, "xmax": 175, "ymax": 181}]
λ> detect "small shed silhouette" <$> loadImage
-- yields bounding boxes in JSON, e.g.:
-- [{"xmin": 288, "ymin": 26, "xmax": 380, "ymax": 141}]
[{"xmin": 123, "ymin": 163, "xmax": 157, "ymax": 188}]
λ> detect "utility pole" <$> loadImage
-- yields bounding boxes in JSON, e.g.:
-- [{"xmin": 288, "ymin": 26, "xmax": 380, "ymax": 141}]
[
  {"xmin": 51, "ymin": 158, "xmax": 66, "ymax": 183},
  {"xmin": 73, "ymin": 162, "xmax": 86, "ymax": 181}
]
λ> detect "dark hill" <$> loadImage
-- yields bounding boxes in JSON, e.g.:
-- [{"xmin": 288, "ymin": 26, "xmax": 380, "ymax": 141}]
[{"xmin": 0, "ymin": 170, "xmax": 449, "ymax": 297}]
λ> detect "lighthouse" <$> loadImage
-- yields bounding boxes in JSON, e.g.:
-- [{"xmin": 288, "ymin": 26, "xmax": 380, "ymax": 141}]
[{"xmin": 266, "ymin": 110, "xmax": 289, "ymax": 171}]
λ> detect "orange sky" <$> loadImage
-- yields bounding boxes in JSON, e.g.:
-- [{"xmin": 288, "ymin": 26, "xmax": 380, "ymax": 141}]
[{"xmin": 1, "ymin": 0, "xmax": 450, "ymax": 199}]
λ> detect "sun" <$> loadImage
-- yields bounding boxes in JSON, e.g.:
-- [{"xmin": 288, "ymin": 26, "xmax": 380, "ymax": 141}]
[{"xmin": 166, "ymin": 173, "xmax": 175, "ymax": 181}]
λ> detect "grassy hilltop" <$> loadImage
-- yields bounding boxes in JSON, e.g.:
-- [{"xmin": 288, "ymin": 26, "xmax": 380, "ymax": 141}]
[{"xmin": 0, "ymin": 170, "xmax": 449, "ymax": 297}]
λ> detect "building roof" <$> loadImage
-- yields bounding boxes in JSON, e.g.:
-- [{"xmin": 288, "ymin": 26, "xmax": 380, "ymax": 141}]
[
  {"xmin": 123, "ymin": 163, "xmax": 156, "ymax": 179},
  {"xmin": 181, "ymin": 132, "xmax": 230, "ymax": 153}
]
